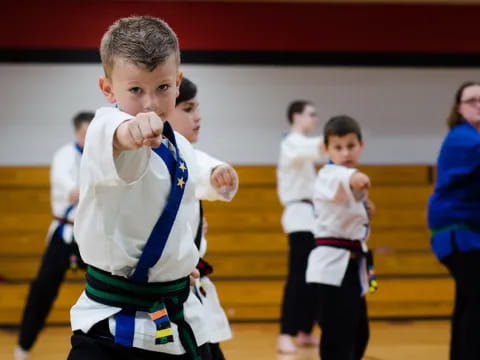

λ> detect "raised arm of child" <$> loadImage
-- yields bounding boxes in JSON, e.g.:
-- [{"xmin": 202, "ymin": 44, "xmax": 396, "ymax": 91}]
[{"xmin": 113, "ymin": 112, "xmax": 164, "ymax": 157}]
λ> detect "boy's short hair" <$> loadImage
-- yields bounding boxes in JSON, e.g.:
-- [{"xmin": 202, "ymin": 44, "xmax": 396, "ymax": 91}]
[
  {"xmin": 323, "ymin": 115, "xmax": 362, "ymax": 146},
  {"xmin": 72, "ymin": 111, "xmax": 94, "ymax": 130},
  {"xmin": 176, "ymin": 77, "xmax": 197, "ymax": 106},
  {"xmin": 286, "ymin": 100, "xmax": 312, "ymax": 124},
  {"xmin": 100, "ymin": 16, "xmax": 180, "ymax": 78}
]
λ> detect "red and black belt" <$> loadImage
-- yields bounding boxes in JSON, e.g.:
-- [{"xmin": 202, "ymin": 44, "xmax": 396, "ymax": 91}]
[
  {"xmin": 53, "ymin": 216, "xmax": 74, "ymax": 225},
  {"xmin": 315, "ymin": 237, "xmax": 378, "ymax": 294}
]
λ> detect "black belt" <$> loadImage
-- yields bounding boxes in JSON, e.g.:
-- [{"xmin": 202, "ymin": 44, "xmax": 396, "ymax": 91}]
[{"xmin": 285, "ymin": 199, "xmax": 313, "ymax": 206}]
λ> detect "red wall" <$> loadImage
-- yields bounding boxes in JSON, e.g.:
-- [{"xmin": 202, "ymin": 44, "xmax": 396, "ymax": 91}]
[{"xmin": 1, "ymin": 1, "xmax": 479, "ymax": 53}]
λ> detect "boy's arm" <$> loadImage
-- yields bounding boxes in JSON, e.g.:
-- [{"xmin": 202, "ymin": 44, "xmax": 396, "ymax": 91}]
[
  {"xmin": 113, "ymin": 112, "xmax": 163, "ymax": 157},
  {"xmin": 195, "ymin": 149, "xmax": 238, "ymax": 201},
  {"xmin": 50, "ymin": 147, "xmax": 78, "ymax": 205},
  {"xmin": 315, "ymin": 166, "xmax": 369, "ymax": 204},
  {"xmin": 84, "ymin": 108, "xmax": 154, "ymax": 185},
  {"xmin": 283, "ymin": 135, "xmax": 326, "ymax": 164}
]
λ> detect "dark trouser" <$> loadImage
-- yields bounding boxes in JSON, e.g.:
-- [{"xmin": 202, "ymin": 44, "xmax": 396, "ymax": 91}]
[
  {"xmin": 280, "ymin": 231, "xmax": 316, "ymax": 335},
  {"xmin": 208, "ymin": 343, "xmax": 225, "ymax": 360},
  {"xmin": 315, "ymin": 259, "xmax": 369, "ymax": 360},
  {"xmin": 67, "ymin": 320, "xmax": 212, "ymax": 360},
  {"xmin": 18, "ymin": 227, "xmax": 83, "ymax": 351},
  {"xmin": 442, "ymin": 250, "xmax": 480, "ymax": 360}
]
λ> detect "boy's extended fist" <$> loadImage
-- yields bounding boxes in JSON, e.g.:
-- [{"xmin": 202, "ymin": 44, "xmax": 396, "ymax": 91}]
[
  {"xmin": 210, "ymin": 164, "xmax": 238, "ymax": 189},
  {"xmin": 350, "ymin": 171, "xmax": 371, "ymax": 191},
  {"xmin": 114, "ymin": 112, "xmax": 163, "ymax": 153}
]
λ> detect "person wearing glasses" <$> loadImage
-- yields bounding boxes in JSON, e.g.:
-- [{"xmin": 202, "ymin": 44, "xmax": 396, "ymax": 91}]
[
  {"xmin": 276, "ymin": 100, "xmax": 326, "ymax": 353},
  {"xmin": 428, "ymin": 81, "xmax": 480, "ymax": 360}
]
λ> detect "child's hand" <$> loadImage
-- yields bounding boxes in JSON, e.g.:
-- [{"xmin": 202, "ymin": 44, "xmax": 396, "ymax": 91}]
[
  {"xmin": 114, "ymin": 112, "xmax": 163, "ymax": 154},
  {"xmin": 189, "ymin": 268, "xmax": 200, "ymax": 286},
  {"xmin": 202, "ymin": 216, "xmax": 208, "ymax": 236},
  {"xmin": 350, "ymin": 172, "xmax": 371, "ymax": 191},
  {"xmin": 365, "ymin": 199, "xmax": 376, "ymax": 219},
  {"xmin": 210, "ymin": 164, "xmax": 238, "ymax": 189},
  {"xmin": 69, "ymin": 189, "xmax": 80, "ymax": 203}
]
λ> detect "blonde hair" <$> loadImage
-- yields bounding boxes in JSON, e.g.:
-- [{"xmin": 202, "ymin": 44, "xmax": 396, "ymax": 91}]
[{"xmin": 100, "ymin": 16, "xmax": 180, "ymax": 78}]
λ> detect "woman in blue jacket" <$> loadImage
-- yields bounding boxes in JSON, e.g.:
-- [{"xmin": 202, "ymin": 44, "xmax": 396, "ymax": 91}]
[{"xmin": 429, "ymin": 81, "xmax": 480, "ymax": 360}]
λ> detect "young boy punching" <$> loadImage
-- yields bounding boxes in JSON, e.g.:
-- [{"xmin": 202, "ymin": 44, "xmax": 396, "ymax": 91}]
[
  {"xmin": 307, "ymin": 115, "xmax": 375, "ymax": 360},
  {"xmin": 67, "ymin": 16, "xmax": 233, "ymax": 360}
]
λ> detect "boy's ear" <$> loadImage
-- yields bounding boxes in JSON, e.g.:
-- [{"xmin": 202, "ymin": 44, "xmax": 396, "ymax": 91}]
[
  {"xmin": 175, "ymin": 71, "xmax": 183, "ymax": 98},
  {"xmin": 321, "ymin": 142, "xmax": 327, "ymax": 154},
  {"xmin": 99, "ymin": 77, "xmax": 116, "ymax": 104}
]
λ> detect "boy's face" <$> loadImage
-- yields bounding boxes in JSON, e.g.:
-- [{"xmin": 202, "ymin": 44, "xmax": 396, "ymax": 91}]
[
  {"xmin": 75, "ymin": 122, "xmax": 90, "ymax": 148},
  {"xmin": 323, "ymin": 133, "xmax": 364, "ymax": 168},
  {"xmin": 293, "ymin": 105, "xmax": 318, "ymax": 134},
  {"xmin": 99, "ymin": 54, "xmax": 182, "ymax": 120},
  {"xmin": 169, "ymin": 97, "xmax": 201, "ymax": 144}
]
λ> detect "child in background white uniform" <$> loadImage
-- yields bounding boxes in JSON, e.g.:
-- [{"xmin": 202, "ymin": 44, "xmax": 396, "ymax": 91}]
[
  {"xmin": 307, "ymin": 115, "xmax": 375, "ymax": 360},
  {"xmin": 276, "ymin": 100, "xmax": 325, "ymax": 353},
  {"xmin": 169, "ymin": 77, "xmax": 238, "ymax": 360},
  {"xmin": 14, "ymin": 112, "xmax": 93, "ymax": 360},
  {"xmin": 67, "ymin": 16, "xmax": 235, "ymax": 360}
]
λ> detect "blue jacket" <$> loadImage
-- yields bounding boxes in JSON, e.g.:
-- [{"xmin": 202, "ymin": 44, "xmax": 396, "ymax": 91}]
[{"xmin": 428, "ymin": 121, "xmax": 480, "ymax": 259}]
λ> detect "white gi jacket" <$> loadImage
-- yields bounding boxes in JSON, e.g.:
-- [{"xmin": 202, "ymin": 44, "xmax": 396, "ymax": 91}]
[
  {"xmin": 70, "ymin": 107, "xmax": 222, "ymax": 354},
  {"xmin": 306, "ymin": 164, "xmax": 370, "ymax": 296},
  {"xmin": 47, "ymin": 142, "xmax": 82, "ymax": 243},
  {"xmin": 277, "ymin": 132, "xmax": 324, "ymax": 234},
  {"xmin": 193, "ymin": 149, "xmax": 237, "ymax": 343}
]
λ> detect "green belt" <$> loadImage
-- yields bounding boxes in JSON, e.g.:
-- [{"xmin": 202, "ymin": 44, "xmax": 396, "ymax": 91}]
[
  {"xmin": 85, "ymin": 266, "xmax": 201, "ymax": 360},
  {"xmin": 431, "ymin": 223, "xmax": 480, "ymax": 236}
]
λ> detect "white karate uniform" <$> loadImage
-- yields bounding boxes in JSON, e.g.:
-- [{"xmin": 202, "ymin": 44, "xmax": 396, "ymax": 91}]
[
  {"xmin": 277, "ymin": 132, "xmax": 324, "ymax": 234},
  {"xmin": 71, "ymin": 107, "xmax": 220, "ymax": 354},
  {"xmin": 47, "ymin": 142, "xmax": 82, "ymax": 243},
  {"xmin": 306, "ymin": 164, "xmax": 370, "ymax": 295},
  {"xmin": 193, "ymin": 149, "xmax": 237, "ymax": 344}
]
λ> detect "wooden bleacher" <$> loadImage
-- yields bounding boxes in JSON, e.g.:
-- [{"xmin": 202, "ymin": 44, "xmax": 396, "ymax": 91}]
[{"xmin": 0, "ymin": 165, "xmax": 452, "ymax": 325}]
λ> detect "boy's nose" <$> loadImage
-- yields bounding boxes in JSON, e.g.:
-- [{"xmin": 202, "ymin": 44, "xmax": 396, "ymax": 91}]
[{"xmin": 143, "ymin": 96, "xmax": 159, "ymax": 113}]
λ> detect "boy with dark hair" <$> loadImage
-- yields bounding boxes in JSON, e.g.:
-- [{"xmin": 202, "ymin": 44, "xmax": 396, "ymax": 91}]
[
  {"xmin": 169, "ymin": 76, "xmax": 239, "ymax": 360},
  {"xmin": 276, "ymin": 100, "xmax": 325, "ymax": 353},
  {"xmin": 67, "ymin": 16, "xmax": 233, "ymax": 360},
  {"xmin": 307, "ymin": 115, "xmax": 373, "ymax": 360},
  {"xmin": 15, "ymin": 112, "xmax": 94, "ymax": 360}
]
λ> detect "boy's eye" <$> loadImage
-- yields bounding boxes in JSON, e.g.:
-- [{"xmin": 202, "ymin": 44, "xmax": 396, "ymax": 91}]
[
  {"xmin": 159, "ymin": 84, "xmax": 170, "ymax": 91},
  {"xmin": 183, "ymin": 106, "xmax": 193, "ymax": 113},
  {"xmin": 129, "ymin": 87, "xmax": 142, "ymax": 95}
]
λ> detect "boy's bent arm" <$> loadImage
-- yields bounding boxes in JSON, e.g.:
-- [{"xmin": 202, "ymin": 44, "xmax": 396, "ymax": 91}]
[
  {"xmin": 314, "ymin": 166, "xmax": 359, "ymax": 204},
  {"xmin": 194, "ymin": 149, "xmax": 238, "ymax": 201},
  {"xmin": 283, "ymin": 135, "xmax": 326, "ymax": 164}
]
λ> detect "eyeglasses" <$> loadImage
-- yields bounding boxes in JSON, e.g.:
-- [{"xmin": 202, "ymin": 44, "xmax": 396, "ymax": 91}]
[{"xmin": 460, "ymin": 97, "xmax": 480, "ymax": 106}]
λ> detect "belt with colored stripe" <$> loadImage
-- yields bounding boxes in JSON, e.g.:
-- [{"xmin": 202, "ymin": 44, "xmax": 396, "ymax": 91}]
[{"xmin": 85, "ymin": 266, "xmax": 201, "ymax": 359}]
